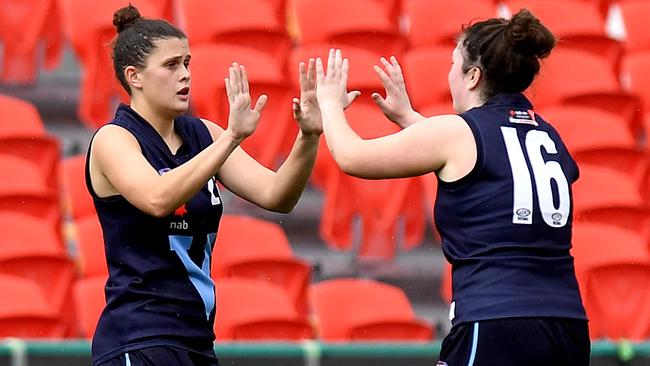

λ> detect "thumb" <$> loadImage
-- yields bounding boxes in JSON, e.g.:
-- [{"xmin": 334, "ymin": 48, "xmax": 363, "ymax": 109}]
[
  {"xmin": 372, "ymin": 92, "xmax": 388, "ymax": 109},
  {"xmin": 253, "ymin": 94, "xmax": 268, "ymax": 114},
  {"xmin": 347, "ymin": 90, "xmax": 361, "ymax": 103}
]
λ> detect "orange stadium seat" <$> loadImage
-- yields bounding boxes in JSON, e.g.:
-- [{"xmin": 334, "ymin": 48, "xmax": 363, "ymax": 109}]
[
  {"xmin": 403, "ymin": 0, "xmax": 496, "ymax": 49},
  {"xmin": 75, "ymin": 216, "xmax": 108, "ymax": 279},
  {"xmin": 212, "ymin": 214, "xmax": 311, "ymax": 316},
  {"xmin": 0, "ymin": 154, "xmax": 63, "ymax": 236},
  {"xmin": 0, "ymin": 0, "xmax": 63, "ymax": 84},
  {"xmin": 180, "ymin": 0, "xmax": 291, "ymax": 70},
  {"xmin": 214, "ymin": 278, "xmax": 313, "ymax": 340},
  {"xmin": 295, "ymin": 0, "xmax": 406, "ymax": 55},
  {"xmin": 572, "ymin": 223, "xmax": 650, "ymax": 340},
  {"xmin": 621, "ymin": 51, "xmax": 650, "ymax": 134},
  {"xmin": 0, "ymin": 273, "xmax": 66, "ymax": 338},
  {"xmin": 504, "ymin": 0, "xmax": 623, "ymax": 68},
  {"xmin": 190, "ymin": 44, "xmax": 295, "ymax": 168},
  {"xmin": 529, "ymin": 47, "xmax": 642, "ymax": 136},
  {"xmin": 318, "ymin": 104, "xmax": 426, "ymax": 260},
  {"xmin": 58, "ymin": 0, "xmax": 164, "ymax": 128},
  {"xmin": 61, "ymin": 154, "xmax": 96, "ymax": 221},
  {"xmin": 310, "ymin": 278, "xmax": 433, "ymax": 341},
  {"xmin": 540, "ymin": 106, "xmax": 647, "ymax": 185},
  {"xmin": 402, "ymin": 47, "xmax": 454, "ymax": 109},
  {"xmin": 0, "ymin": 212, "xmax": 76, "ymax": 336},
  {"xmin": 73, "ymin": 276, "xmax": 106, "ymax": 338},
  {"xmin": 0, "ymin": 95, "xmax": 47, "ymax": 136},
  {"xmin": 620, "ymin": 0, "xmax": 650, "ymax": 52}
]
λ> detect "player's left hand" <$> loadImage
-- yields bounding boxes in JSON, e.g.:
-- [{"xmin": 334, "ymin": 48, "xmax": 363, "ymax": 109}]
[
  {"xmin": 316, "ymin": 49, "xmax": 361, "ymax": 110},
  {"xmin": 293, "ymin": 58, "xmax": 323, "ymax": 136}
]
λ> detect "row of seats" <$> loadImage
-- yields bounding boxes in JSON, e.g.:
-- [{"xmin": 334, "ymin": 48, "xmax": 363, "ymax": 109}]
[{"xmin": 2, "ymin": 0, "xmax": 650, "ymax": 128}]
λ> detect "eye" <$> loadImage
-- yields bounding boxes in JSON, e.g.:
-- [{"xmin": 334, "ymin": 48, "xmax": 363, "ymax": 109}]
[
  {"xmin": 166, "ymin": 61, "xmax": 178, "ymax": 68},
  {"xmin": 184, "ymin": 60, "xmax": 190, "ymax": 68}
]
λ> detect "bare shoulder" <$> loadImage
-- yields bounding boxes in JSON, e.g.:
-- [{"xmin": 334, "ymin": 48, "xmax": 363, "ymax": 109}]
[
  {"xmin": 91, "ymin": 124, "xmax": 139, "ymax": 156},
  {"xmin": 200, "ymin": 118, "xmax": 225, "ymax": 142},
  {"xmin": 408, "ymin": 114, "xmax": 472, "ymax": 138}
]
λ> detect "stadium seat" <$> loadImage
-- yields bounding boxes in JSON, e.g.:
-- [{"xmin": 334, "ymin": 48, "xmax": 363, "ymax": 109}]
[
  {"xmin": 0, "ymin": 95, "xmax": 47, "ymax": 136},
  {"xmin": 529, "ymin": 47, "xmax": 642, "ymax": 136},
  {"xmin": 214, "ymin": 278, "xmax": 314, "ymax": 340},
  {"xmin": 504, "ymin": 0, "xmax": 623, "ymax": 68},
  {"xmin": 180, "ymin": 0, "xmax": 291, "ymax": 70},
  {"xmin": 62, "ymin": 154, "xmax": 95, "ymax": 221},
  {"xmin": 621, "ymin": 51, "xmax": 650, "ymax": 135},
  {"xmin": 402, "ymin": 47, "xmax": 454, "ymax": 109},
  {"xmin": 0, "ymin": 212, "xmax": 76, "ymax": 336},
  {"xmin": 0, "ymin": 154, "xmax": 63, "ymax": 237},
  {"xmin": 440, "ymin": 261, "xmax": 452, "ymax": 304},
  {"xmin": 572, "ymin": 223, "xmax": 650, "ymax": 340},
  {"xmin": 620, "ymin": 0, "xmax": 650, "ymax": 52},
  {"xmin": 573, "ymin": 164, "xmax": 645, "ymax": 220},
  {"xmin": 309, "ymin": 278, "xmax": 433, "ymax": 341},
  {"xmin": 75, "ymin": 216, "xmax": 108, "ymax": 279},
  {"xmin": 58, "ymin": 0, "xmax": 164, "ymax": 128},
  {"xmin": 0, "ymin": 0, "xmax": 63, "ymax": 84},
  {"xmin": 190, "ymin": 44, "xmax": 295, "ymax": 168},
  {"xmin": 212, "ymin": 214, "xmax": 311, "ymax": 316},
  {"xmin": 540, "ymin": 106, "xmax": 647, "ymax": 185},
  {"xmin": 403, "ymin": 0, "xmax": 496, "ymax": 49},
  {"xmin": 295, "ymin": 0, "xmax": 406, "ymax": 55},
  {"xmin": 0, "ymin": 273, "xmax": 66, "ymax": 338},
  {"xmin": 73, "ymin": 276, "xmax": 106, "ymax": 338},
  {"xmin": 318, "ymin": 104, "xmax": 426, "ymax": 260}
]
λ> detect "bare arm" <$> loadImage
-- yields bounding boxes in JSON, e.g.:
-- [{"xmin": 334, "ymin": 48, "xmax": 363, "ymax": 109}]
[
  {"xmin": 89, "ymin": 63, "xmax": 266, "ymax": 217},
  {"xmin": 316, "ymin": 49, "xmax": 474, "ymax": 179}
]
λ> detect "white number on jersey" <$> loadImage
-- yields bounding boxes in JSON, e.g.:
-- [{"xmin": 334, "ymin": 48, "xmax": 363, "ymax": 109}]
[{"xmin": 501, "ymin": 127, "xmax": 570, "ymax": 227}]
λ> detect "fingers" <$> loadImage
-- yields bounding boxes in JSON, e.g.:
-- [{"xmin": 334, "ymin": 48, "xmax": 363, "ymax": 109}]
[
  {"xmin": 334, "ymin": 49, "xmax": 343, "ymax": 80},
  {"xmin": 253, "ymin": 94, "xmax": 268, "ymax": 114},
  {"xmin": 341, "ymin": 57, "xmax": 349, "ymax": 86},
  {"xmin": 224, "ymin": 78, "xmax": 232, "ymax": 101},
  {"xmin": 306, "ymin": 58, "xmax": 315, "ymax": 85},
  {"xmin": 316, "ymin": 57, "xmax": 325, "ymax": 83},
  {"xmin": 228, "ymin": 66, "xmax": 239, "ymax": 95},
  {"xmin": 373, "ymin": 64, "xmax": 395, "ymax": 89},
  {"xmin": 326, "ymin": 48, "xmax": 335, "ymax": 79},
  {"xmin": 240, "ymin": 64, "xmax": 249, "ymax": 94}
]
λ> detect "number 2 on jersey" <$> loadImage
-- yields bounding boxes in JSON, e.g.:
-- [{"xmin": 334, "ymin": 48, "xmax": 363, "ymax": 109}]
[{"xmin": 500, "ymin": 127, "xmax": 570, "ymax": 228}]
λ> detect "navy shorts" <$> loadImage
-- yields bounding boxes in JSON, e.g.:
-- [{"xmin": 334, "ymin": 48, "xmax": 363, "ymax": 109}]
[
  {"xmin": 437, "ymin": 318, "xmax": 590, "ymax": 366},
  {"xmin": 96, "ymin": 346, "xmax": 220, "ymax": 366}
]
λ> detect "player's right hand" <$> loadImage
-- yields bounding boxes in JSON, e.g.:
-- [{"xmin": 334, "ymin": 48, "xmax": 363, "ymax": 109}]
[
  {"xmin": 224, "ymin": 62, "xmax": 267, "ymax": 141},
  {"xmin": 372, "ymin": 56, "xmax": 417, "ymax": 129}
]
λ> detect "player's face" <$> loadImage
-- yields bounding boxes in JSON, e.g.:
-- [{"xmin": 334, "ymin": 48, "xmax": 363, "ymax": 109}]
[
  {"xmin": 138, "ymin": 37, "xmax": 191, "ymax": 116},
  {"xmin": 448, "ymin": 45, "xmax": 468, "ymax": 113}
]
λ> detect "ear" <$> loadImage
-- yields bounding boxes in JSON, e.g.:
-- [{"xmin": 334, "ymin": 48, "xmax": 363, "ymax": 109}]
[
  {"xmin": 124, "ymin": 65, "xmax": 143, "ymax": 91},
  {"xmin": 466, "ymin": 66, "xmax": 482, "ymax": 90}
]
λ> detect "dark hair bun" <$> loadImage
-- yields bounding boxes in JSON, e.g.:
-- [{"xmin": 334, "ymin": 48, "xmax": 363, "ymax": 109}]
[
  {"xmin": 113, "ymin": 4, "xmax": 141, "ymax": 33},
  {"xmin": 507, "ymin": 9, "xmax": 555, "ymax": 59}
]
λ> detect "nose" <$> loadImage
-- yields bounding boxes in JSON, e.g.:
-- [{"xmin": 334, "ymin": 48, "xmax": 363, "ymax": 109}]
[{"xmin": 180, "ymin": 64, "xmax": 190, "ymax": 82}]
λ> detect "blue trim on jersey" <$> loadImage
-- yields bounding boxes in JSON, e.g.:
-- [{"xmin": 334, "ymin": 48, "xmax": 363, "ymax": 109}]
[
  {"xmin": 467, "ymin": 322, "xmax": 479, "ymax": 366},
  {"xmin": 169, "ymin": 234, "xmax": 216, "ymax": 320},
  {"xmin": 125, "ymin": 352, "xmax": 131, "ymax": 366}
]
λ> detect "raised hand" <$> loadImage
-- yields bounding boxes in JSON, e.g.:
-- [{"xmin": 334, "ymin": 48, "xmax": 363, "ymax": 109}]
[
  {"xmin": 315, "ymin": 49, "xmax": 360, "ymax": 109},
  {"xmin": 372, "ymin": 56, "xmax": 419, "ymax": 128},
  {"xmin": 292, "ymin": 58, "xmax": 322, "ymax": 136},
  {"xmin": 224, "ymin": 62, "xmax": 267, "ymax": 140}
]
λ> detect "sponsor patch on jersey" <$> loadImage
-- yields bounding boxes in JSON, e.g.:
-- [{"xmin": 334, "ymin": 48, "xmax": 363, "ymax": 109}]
[{"xmin": 508, "ymin": 109, "xmax": 538, "ymax": 126}]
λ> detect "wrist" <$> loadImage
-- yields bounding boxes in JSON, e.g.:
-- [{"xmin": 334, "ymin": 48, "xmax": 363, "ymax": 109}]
[
  {"xmin": 298, "ymin": 129, "xmax": 322, "ymax": 141},
  {"xmin": 222, "ymin": 128, "xmax": 245, "ymax": 145}
]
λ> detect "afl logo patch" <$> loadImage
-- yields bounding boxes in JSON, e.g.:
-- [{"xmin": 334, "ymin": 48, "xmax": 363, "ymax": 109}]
[
  {"xmin": 552, "ymin": 212, "xmax": 563, "ymax": 221},
  {"xmin": 158, "ymin": 167, "xmax": 171, "ymax": 175},
  {"xmin": 516, "ymin": 208, "xmax": 531, "ymax": 217}
]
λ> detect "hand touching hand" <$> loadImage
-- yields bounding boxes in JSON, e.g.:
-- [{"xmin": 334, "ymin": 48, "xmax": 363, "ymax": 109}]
[
  {"xmin": 372, "ymin": 56, "xmax": 421, "ymax": 128},
  {"xmin": 225, "ymin": 63, "xmax": 267, "ymax": 141},
  {"xmin": 316, "ymin": 49, "xmax": 361, "ymax": 110},
  {"xmin": 292, "ymin": 59, "xmax": 323, "ymax": 136}
]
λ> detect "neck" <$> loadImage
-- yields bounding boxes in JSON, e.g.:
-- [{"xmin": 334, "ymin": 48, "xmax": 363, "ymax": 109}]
[{"xmin": 130, "ymin": 97, "xmax": 175, "ymax": 140}]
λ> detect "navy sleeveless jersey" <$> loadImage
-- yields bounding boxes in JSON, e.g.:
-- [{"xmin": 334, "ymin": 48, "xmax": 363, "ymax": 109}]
[
  {"xmin": 434, "ymin": 93, "xmax": 587, "ymax": 326},
  {"xmin": 87, "ymin": 105, "xmax": 223, "ymax": 364}
]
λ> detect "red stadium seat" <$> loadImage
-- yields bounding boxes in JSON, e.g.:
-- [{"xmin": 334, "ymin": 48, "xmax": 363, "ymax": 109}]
[
  {"xmin": 295, "ymin": 0, "xmax": 405, "ymax": 55},
  {"xmin": 540, "ymin": 106, "xmax": 647, "ymax": 185},
  {"xmin": 75, "ymin": 216, "xmax": 108, "ymax": 279},
  {"xmin": 73, "ymin": 276, "xmax": 106, "ymax": 338},
  {"xmin": 0, "ymin": 0, "xmax": 63, "ymax": 83},
  {"xmin": 310, "ymin": 278, "xmax": 433, "ymax": 341},
  {"xmin": 190, "ymin": 44, "xmax": 295, "ymax": 168},
  {"xmin": 0, "ymin": 95, "xmax": 46, "ymax": 136},
  {"xmin": 621, "ymin": 51, "xmax": 650, "ymax": 134},
  {"xmin": 620, "ymin": 0, "xmax": 650, "ymax": 52},
  {"xmin": 404, "ymin": 0, "xmax": 496, "ymax": 49},
  {"xmin": 0, "ymin": 273, "xmax": 66, "ymax": 338},
  {"xmin": 505, "ymin": 0, "xmax": 623, "ymax": 68},
  {"xmin": 61, "ymin": 154, "xmax": 96, "ymax": 221},
  {"xmin": 58, "ymin": 0, "xmax": 164, "ymax": 128},
  {"xmin": 212, "ymin": 214, "xmax": 311, "ymax": 316},
  {"xmin": 318, "ymin": 104, "xmax": 426, "ymax": 260},
  {"xmin": 402, "ymin": 47, "xmax": 454, "ymax": 109},
  {"xmin": 572, "ymin": 223, "xmax": 650, "ymax": 340},
  {"xmin": 214, "ymin": 278, "xmax": 313, "ymax": 340},
  {"xmin": 529, "ymin": 47, "xmax": 642, "ymax": 136},
  {"xmin": 179, "ymin": 0, "xmax": 292, "ymax": 70}
]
